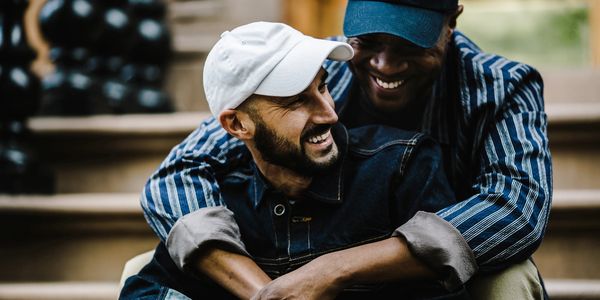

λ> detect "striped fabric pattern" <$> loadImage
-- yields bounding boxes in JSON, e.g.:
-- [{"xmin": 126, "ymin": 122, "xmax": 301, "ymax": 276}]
[{"xmin": 141, "ymin": 31, "xmax": 551, "ymax": 270}]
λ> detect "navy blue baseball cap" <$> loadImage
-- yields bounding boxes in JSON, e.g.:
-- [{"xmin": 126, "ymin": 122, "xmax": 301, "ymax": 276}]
[{"xmin": 343, "ymin": 0, "xmax": 459, "ymax": 48}]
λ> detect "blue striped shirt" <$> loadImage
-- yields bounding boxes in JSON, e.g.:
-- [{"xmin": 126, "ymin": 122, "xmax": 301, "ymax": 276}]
[{"xmin": 141, "ymin": 31, "xmax": 552, "ymax": 272}]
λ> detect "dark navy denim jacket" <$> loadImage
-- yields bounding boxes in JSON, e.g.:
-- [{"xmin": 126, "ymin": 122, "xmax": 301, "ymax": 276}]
[
  {"xmin": 122, "ymin": 124, "xmax": 466, "ymax": 300},
  {"xmin": 221, "ymin": 124, "xmax": 461, "ymax": 298}
]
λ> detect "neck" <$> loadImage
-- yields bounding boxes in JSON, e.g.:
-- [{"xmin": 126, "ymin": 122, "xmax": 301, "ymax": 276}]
[{"xmin": 247, "ymin": 145, "xmax": 312, "ymax": 198}]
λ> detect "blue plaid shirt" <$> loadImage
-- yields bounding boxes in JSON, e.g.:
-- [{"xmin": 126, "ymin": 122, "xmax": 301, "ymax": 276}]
[{"xmin": 141, "ymin": 31, "xmax": 552, "ymax": 272}]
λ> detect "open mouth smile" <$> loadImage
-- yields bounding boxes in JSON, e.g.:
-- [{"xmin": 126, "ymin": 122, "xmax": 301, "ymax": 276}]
[
  {"xmin": 307, "ymin": 129, "xmax": 331, "ymax": 144},
  {"xmin": 374, "ymin": 76, "xmax": 405, "ymax": 90}
]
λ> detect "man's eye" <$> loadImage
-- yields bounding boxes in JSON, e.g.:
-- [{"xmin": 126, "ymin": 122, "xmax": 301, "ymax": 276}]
[
  {"xmin": 319, "ymin": 83, "xmax": 328, "ymax": 93},
  {"xmin": 354, "ymin": 38, "xmax": 376, "ymax": 49},
  {"xmin": 286, "ymin": 98, "xmax": 304, "ymax": 107}
]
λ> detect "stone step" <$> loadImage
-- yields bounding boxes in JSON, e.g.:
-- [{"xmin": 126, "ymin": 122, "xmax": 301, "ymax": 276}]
[
  {"xmin": 547, "ymin": 102, "xmax": 600, "ymax": 189},
  {"xmin": 0, "ymin": 193, "xmax": 140, "ymax": 215},
  {"xmin": 542, "ymin": 69, "xmax": 600, "ymax": 104},
  {"xmin": 0, "ymin": 279, "xmax": 598, "ymax": 300},
  {"xmin": 27, "ymin": 102, "xmax": 595, "ymax": 140},
  {"xmin": 547, "ymin": 102, "xmax": 600, "ymax": 127},
  {"xmin": 23, "ymin": 101, "xmax": 600, "ymax": 194},
  {"xmin": 1, "ymin": 190, "xmax": 599, "ymax": 281},
  {"xmin": 0, "ymin": 193, "xmax": 157, "ymax": 282},
  {"xmin": 27, "ymin": 112, "xmax": 208, "ymax": 194},
  {"xmin": 535, "ymin": 190, "xmax": 600, "ymax": 280},
  {"xmin": 545, "ymin": 279, "xmax": 600, "ymax": 300},
  {"xmin": 0, "ymin": 282, "xmax": 118, "ymax": 300}
]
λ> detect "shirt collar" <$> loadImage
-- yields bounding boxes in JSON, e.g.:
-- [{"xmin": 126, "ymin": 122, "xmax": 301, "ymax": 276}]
[
  {"xmin": 248, "ymin": 166, "xmax": 269, "ymax": 209},
  {"xmin": 419, "ymin": 36, "xmax": 461, "ymax": 146},
  {"xmin": 248, "ymin": 123, "xmax": 349, "ymax": 209}
]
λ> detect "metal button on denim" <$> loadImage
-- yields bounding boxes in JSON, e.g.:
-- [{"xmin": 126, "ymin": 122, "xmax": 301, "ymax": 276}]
[{"xmin": 273, "ymin": 204, "xmax": 285, "ymax": 216}]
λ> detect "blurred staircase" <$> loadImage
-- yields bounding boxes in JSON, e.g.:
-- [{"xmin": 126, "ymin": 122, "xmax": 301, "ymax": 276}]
[
  {"xmin": 532, "ymin": 69, "xmax": 600, "ymax": 300},
  {"xmin": 1, "ymin": 1, "xmax": 600, "ymax": 298},
  {"xmin": 0, "ymin": 113, "xmax": 206, "ymax": 299}
]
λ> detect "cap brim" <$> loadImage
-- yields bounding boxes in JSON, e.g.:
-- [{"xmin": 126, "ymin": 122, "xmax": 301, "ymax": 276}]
[
  {"xmin": 343, "ymin": 1, "xmax": 445, "ymax": 48},
  {"xmin": 255, "ymin": 38, "xmax": 353, "ymax": 97}
]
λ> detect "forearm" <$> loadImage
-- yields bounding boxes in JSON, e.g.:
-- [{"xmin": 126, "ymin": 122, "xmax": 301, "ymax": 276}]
[
  {"xmin": 317, "ymin": 236, "xmax": 435, "ymax": 288},
  {"xmin": 251, "ymin": 236, "xmax": 434, "ymax": 300},
  {"xmin": 167, "ymin": 207, "xmax": 249, "ymax": 271},
  {"xmin": 196, "ymin": 247, "xmax": 271, "ymax": 299}
]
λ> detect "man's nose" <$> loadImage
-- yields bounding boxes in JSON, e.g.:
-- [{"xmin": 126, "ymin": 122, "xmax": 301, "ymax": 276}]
[
  {"xmin": 310, "ymin": 94, "xmax": 338, "ymax": 125},
  {"xmin": 370, "ymin": 48, "xmax": 409, "ymax": 75}
]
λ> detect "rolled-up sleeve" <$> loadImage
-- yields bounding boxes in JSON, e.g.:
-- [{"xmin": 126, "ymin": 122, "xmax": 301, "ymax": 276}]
[
  {"xmin": 166, "ymin": 206, "xmax": 250, "ymax": 271},
  {"xmin": 394, "ymin": 212, "xmax": 476, "ymax": 291}
]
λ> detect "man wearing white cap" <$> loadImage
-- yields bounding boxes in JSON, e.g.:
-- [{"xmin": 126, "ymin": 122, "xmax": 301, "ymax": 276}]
[{"xmin": 121, "ymin": 22, "xmax": 465, "ymax": 299}]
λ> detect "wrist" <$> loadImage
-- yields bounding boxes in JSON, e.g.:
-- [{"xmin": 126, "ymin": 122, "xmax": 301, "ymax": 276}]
[{"xmin": 315, "ymin": 252, "xmax": 353, "ymax": 289}]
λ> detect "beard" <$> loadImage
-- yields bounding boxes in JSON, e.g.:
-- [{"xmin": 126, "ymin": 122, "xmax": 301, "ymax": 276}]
[{"xmin": 252, "ymin": 117, "xmax": 339, "ymax": 177}]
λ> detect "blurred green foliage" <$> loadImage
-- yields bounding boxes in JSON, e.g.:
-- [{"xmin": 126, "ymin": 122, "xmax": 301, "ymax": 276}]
[{"xmin": 457, "ymin": 0, "xmax": 590, "ymax": 68}]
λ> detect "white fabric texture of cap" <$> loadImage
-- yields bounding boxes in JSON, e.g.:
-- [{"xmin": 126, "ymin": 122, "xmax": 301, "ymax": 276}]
[{"xmin": 203, "ymin": 21, "xmax": 354, "ymax": 117}]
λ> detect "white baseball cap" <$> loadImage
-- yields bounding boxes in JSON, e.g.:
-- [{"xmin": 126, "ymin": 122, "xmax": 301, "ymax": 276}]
[{"xmin": 203, "ymin": 21, "xmax": 354, "ymax": 117}]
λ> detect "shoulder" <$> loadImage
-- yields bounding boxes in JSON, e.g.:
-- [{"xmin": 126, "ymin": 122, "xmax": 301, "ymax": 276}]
[
  {"xmin": 347, "ymin": 125, "xmax": 431, "ymax": 157},
  {"xmin": 453, "ymin": 31, "xmax": 544, "ymax": 111},
  {"xmin": 345, "ymin": 126, "xmax": 441, "ymax": 179},
  {"xmin": 161, "ymin": 117, "xmax": 247, "ymax": 165}
]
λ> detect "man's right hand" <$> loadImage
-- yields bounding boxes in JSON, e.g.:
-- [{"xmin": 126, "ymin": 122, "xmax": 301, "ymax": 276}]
[{"xmin": 250, "ymin": 255, "xmax": 343, "ymax": 300}]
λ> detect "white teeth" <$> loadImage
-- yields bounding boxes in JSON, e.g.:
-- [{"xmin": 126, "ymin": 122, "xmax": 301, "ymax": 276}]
[
  {"xmin": 308, "ymin": 130, "xmax": 330, "ymax": 144},
  {"xmin": 375, "ymin": 77, "xmax": 404, "ymax": 89}
]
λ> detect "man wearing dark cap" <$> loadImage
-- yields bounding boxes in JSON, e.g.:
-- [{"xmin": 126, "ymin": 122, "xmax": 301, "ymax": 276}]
[
  {"xmin": 139, "ymin": 1, "xmax": 551, "ymax": 299},
  {"xmin": 123, "ymin": 21, "xmax": 470, "ymax": 300}
]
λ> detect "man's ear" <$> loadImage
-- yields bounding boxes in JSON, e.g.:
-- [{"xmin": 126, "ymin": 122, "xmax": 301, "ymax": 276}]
[
  {"xmin": 448, "ymin": 5, "xmax": 464, "ymax": 29},
  {"xmin": 219, "ymin": 109, "xmax": 254, "ymax": 140}
]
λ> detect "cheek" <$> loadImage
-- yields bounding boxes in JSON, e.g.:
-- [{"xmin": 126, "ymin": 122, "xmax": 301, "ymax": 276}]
[
  {"xmin": 413, "ymin": 53, "xmax": 444, "ymax": 74},
  {"xmin": 349, "ymin": 56, "xmax": 360, "ymax": 70},
  {"xmin": 272, "ymin": 113, "xmax": 309, "ymax": 139},
  {"xmin": 349, "ymin": 48, "xmax": 371, "ymax": 68}
]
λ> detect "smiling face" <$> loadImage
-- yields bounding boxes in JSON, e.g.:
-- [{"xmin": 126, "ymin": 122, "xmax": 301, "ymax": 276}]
[
  {"xmin": 243, "ymin": 68, "xmax": 339, "ymax": 176},
  {"xmin": 347, "ymin": 23, "xmax": 452, "ymax": 113}
]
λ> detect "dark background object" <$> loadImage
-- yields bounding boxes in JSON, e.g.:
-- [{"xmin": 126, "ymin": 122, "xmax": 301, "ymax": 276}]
[
  {"xmin": 38, "ymin": 0, "xmax": 104, "ymax": 115},
  {"xmin": 38, "ymin": 0, "xmax": 173, "ymax": 115},
  {"xmin": 0, "ymin": 0, "xmax": 54, "ymax": 194}
]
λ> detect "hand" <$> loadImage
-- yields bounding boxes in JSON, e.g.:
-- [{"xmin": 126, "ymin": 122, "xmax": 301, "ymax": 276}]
[{"xmin": 250, "ymin": 256, "xmax": 343, "ymax": 300}]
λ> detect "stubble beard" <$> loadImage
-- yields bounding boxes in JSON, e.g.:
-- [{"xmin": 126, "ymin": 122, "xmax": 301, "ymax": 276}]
[{"xmin": 252, "ymin": 117, "xmax": 339, "ymax": 177}]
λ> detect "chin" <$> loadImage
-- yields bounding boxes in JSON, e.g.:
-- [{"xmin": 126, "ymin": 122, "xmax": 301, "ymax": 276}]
[
  {"xmin": 309, "ymin": 145, "xmax": 339, "ymax": 169},
  {"xmin": 370, "ymin": 95, "xmax": 412, "ymax": 112}
]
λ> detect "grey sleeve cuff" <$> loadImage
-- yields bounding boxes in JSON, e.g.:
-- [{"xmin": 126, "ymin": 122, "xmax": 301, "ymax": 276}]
[
  {"xmin": 393, "ymin": 211, "xmax": 478, "ymax": 291},
  {"xmin": 166, "ymin": 206, "xmax": 250, "ymax": 272}
]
